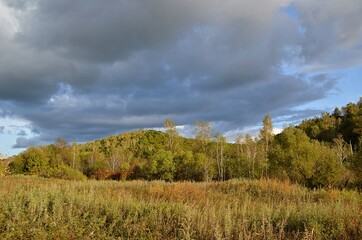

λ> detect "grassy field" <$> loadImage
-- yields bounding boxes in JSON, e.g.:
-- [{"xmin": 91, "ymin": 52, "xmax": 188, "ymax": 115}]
[{"xmin": 0, "ymin": 176, "xmax": 361, "ymax": 239}]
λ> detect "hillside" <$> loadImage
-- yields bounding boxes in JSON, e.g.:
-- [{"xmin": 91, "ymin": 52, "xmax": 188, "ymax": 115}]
[
  {"xmin": 298, "ymin": 98, "xmax": 362, "ymax": 147},
  {"xmin": 4, "ymin": 98, "xmax": 362, "ymax": 188}
]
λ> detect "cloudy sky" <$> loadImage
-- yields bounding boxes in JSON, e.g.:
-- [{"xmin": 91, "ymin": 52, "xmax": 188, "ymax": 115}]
[{"xmin": 0, "ymin": 0, "xmax": 361, "ymax": 156}]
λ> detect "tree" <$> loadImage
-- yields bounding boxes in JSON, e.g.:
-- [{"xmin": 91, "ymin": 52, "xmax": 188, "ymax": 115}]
[
  {"xmin": 174, "ymin": 151, "xmax": 204, "ymax": 181},
  {"xmin": 352, "ymin": 149, "xmax": 362, "ymax": 187},
  {"xmin": 195, "ymin": 152, "xmax": 215, "ymax": 181},
  {"xmin": 71, "ymin": 143, "xmax": 80, "ymax": 169},
  {"xmin": 108, "ymin": 147, "xmax": 121, "ymax": 171},
  {"xmin": 259, "ymin": 114, "xmax": 274, "ymax": 176},
  {"xmin": 270, "ymin": 127, "xmax": 342, "ymax": 187},
  {"xmin": 244, "ymin": 134, "xmax": 257, "ymax": 178},
  {"xmin": 10, "ymin": 147, "xmax": 49, "ymax": 175},
  {"xmin": 54, "ymin": 137, "xmax": 71, "ymax": 166},
  {"xmin": 341, "ymin": 101, "xmax": 361, "ymax": 146},
  {"xmin": 164, "ymin": 119, "xmax": 179, "ymax": 153},
  {"xmin": 333, "ymin": 107, "xmax": 342, "ymax": 118},
  {"xmin": 235, "ymin": 134, "xmax": 243, "ymax": 157},
  {"xmin": 214, "ymin": 133, "xmax": 226, "ymax": 181},
  {"xmin": 195, "ymin": 121, "xmax": 212, "ymax": 153},
  {"xmin": 148, "ymin": 150, "xmax": 175, "ymax": 181},
  {"xmin": 82, "ymin": 143, "xmax": 107, "ymax": 177},
  {"xmin": 332, "ymin": 134, "xmax": 352, "ymax": 164}
]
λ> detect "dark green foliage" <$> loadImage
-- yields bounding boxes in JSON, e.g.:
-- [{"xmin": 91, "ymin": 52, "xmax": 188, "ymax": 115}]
[
  {"xmin": 353, "ymin": 149, "xmax": 362, "ymax": 187},
  {"xmin": 174, "ymin": 151, "xmax": 204, "ymax": 181},
  {"xmin": 299, "ymin": 97, "xmax": 362, "ymax": 149},
  {"xmin": 146, "ymin": 150, "xmax": 175, "ymax": 181},
  {"xmin": 270, "ymin": 127, "xmax": 342, "ymax": 187}
]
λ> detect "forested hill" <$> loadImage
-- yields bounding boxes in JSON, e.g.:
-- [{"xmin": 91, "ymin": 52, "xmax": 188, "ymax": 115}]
[
  {"xmin": 3, "ymin": 98, "xmax": 362, "ymax": 188},
  {"xmin": 298, "ymin": 98, "xmax": 362, "ymax": 148}
]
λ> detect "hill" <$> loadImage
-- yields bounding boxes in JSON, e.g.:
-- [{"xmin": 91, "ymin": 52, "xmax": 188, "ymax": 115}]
[
  {"xmin": 5, "ymin": 98, "xmax": 362, "ymax": 188},
  {"xmin": 298, "ymin": 97, "xmax": 362, "ymax": 147}
]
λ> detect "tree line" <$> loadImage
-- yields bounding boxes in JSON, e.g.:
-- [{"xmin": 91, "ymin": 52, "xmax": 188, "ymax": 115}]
[{"xmin": 4, "ymin": 98, "xmax": 362, "ymax": 188}]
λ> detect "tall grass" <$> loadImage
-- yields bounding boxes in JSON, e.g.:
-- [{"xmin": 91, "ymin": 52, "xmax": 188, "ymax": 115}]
[{"xmin": 0, "ymin": 176, "xmax": 361, "ymax": 239}]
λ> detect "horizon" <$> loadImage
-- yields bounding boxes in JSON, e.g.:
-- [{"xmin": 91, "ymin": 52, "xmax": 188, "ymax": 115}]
[{"xmin": 1, "ymin": 0, "xmax": 362, "ymax": 156}]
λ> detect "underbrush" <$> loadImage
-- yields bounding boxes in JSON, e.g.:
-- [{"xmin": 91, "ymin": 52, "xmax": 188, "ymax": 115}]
[{"xmin": 0, "ymin": 176, "xmax": 361, "ymax": 239}]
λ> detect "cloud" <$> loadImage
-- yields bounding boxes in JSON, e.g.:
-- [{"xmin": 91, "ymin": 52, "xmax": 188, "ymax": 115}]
[
  {"xmin": 17, "ymin": 130, "xmax": 27, "ymax": 136},
  {"xmin": 0, "ymin": 0, "xmax": 359, "ymax": 148},
  {"xmin": 294, "ymin": 0, "xmax": 362, "ymax": 72},
  {"xmin": 0, "ymin": 126, "xmax": 4, "ymax": 134},
  {"xmin": 13, "ymin": 136, "xmax": 39, "ymax": 148}
]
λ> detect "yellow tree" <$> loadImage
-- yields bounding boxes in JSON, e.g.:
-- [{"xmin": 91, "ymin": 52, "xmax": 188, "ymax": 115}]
[
  {"xmin": 195, "ymin": 121, "xmax": 212, "ymax": 153},
  {"xmin": 164, "ymin": 119, "xmax": 179, "ymax": 153},
  {"xmin": 214, "ymin": 133, "xmax": 226, "ymax": 181},
  {"xmin": 259, "ymin": 114, "xmax": 274, "ymax": 176},
  {"xmin": 195, "ymin": 121, "xmax": 213, "ymax": 180}
]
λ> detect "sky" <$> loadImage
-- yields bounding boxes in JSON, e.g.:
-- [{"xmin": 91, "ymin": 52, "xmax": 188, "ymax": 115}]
[{"xmin": 0, "ymin": 0, "xmax": 361, "ymax": 156}]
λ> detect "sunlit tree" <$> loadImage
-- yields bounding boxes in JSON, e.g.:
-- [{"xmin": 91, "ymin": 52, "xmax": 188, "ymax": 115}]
[
  {"xmin": 164, "ymin": 119, "xmax": 179, "ymax": 153},
  {"xmin": 259, "ymin": 114, "xmax": 274, "ymax": 176}
]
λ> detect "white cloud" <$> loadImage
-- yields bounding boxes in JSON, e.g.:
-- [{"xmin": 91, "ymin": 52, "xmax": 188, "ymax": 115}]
[{"xmin": 0, "ymin": 1, "xmax": 20, "ymax": 36}]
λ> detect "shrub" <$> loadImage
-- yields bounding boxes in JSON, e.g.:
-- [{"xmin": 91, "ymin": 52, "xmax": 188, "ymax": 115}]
[
  {"xmin": 0, "ymin": 160, "xmax": 8, "ymax": 176},
  {"xmin": 41, "ymin": 165, "xmax": 87, "ymax": 181}
]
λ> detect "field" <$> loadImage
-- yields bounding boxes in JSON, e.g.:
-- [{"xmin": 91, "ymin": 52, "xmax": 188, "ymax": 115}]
[{"xmin": 0, "ymin": 176, "xmax": 361, "ymax": 240}]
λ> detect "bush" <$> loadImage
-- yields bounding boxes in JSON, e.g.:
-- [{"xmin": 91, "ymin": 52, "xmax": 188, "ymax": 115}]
[
  {"xmin": 41, "ymin": 165, "xmax": 87, "ymax": 181},
  {"xmin": 0, "ymin": 160, "xmax": 8, "ymax": 176}
]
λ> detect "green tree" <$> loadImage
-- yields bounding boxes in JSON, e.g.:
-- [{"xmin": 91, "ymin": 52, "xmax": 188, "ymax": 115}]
[
  {"xmin": 270, "ymin": 127, "xmax": 342, "ymax": 187},
  {"xmin": 174, "ymin": 151, "xmax": 204, "ymax": 181},
  {"xmin": 341, "ymin": 100, "xmax": 362, "ymax": 146},
  {"xmin": 148, "ymin": 150, "xmax": 175, "ymax": 181},
  {"xmin": 10, "ymin": 147, "xmax": 49, "ymax": 175}
]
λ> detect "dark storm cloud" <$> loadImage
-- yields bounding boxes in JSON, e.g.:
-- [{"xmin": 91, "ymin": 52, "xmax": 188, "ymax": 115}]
[{"xmin": 0, "ymin": 0, "xmax": 360, "ymax": 148}]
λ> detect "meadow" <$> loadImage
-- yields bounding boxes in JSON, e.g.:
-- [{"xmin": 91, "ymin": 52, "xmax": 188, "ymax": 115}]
[{"xmin": 0, "ymin": 176, "xmax": 361, "ymax": 240}]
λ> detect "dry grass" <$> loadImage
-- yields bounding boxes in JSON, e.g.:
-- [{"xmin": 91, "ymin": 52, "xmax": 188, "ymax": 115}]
[{"xmin": 0, "ymin": 176, "xmax": 361, "ymax": 239}]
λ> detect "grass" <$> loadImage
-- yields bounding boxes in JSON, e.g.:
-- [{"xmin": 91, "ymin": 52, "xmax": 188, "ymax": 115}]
[{"xmin": 0, "ymin": 176, "xmax": 361, "ymax": 239}]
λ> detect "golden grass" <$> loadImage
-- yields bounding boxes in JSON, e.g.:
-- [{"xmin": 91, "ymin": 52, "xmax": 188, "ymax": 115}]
[{"xmin": 0, "ymin": 176, "xmax": 361, "ymax": 239}]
